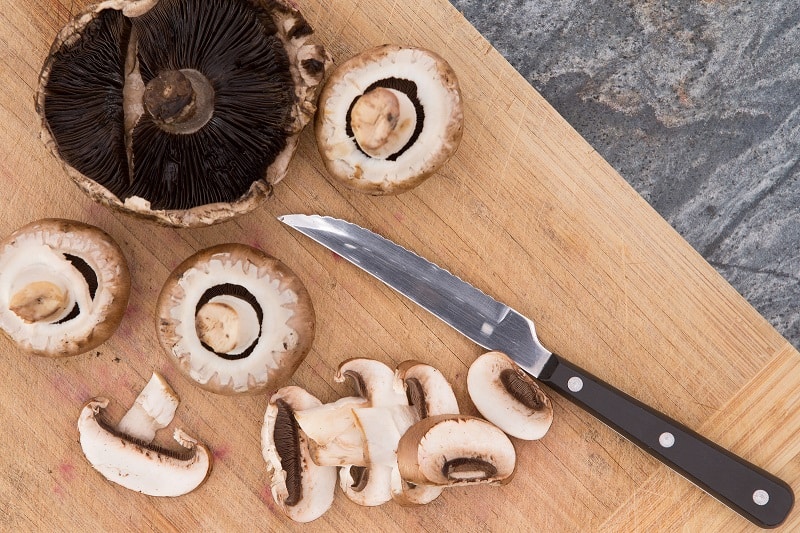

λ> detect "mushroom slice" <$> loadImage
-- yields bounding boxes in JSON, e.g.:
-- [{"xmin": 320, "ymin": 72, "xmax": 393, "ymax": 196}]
[
  {"xmin": 333, "ymin": 358, "xmax": 410, "ymax": 506},
  {"xmin": 467, "ymin": 351, "xmax": 553, "ymax": 440},
  {"xmin": 78, "ymin": 397, "xmax": 211, "ymax": 497},
  {"xmin": 36, "ymin": 0, "xmax": 331, "ymax": 227},
  {"xmin": 261, "ymin": 386, "xmax": 337, "ymax": 523},
  {"xmin": 334, "ymin": 358, "xmax": 408, "ymax": 407},
  {"xmin": 156, "ymin": 244, "xmax": 315, "ymax": 395},
  {"xmin": 315, "ymin": 44, "xmax": 463, "ymax": 195},
  {"xmin": 117, "ymin": 372, "xmax": 180, "ymax": 443},
  {"xmin": 395, "ymin": 360, "xmax": 459, "ymax": 419},
  {"xmin": 0, "ymin": 219, "xmax": 129, "ymax": 357},
  {"xmin": 390, "ymin": 361, "xmax": 460, "ymax": 505},
  {"xmin": 397, "ymin": 415, "xmax": 516, "ymax": 487}
]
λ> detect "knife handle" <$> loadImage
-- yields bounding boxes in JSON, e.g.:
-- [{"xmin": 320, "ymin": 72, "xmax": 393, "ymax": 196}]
[{"xmin": 538, "ymin": 354, "xmax": 794, "ymax": 528}]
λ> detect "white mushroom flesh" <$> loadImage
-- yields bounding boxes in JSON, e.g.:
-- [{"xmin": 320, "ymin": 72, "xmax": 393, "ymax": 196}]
[
  {"xmin": 467, "ymin": 351, "xmax": 553, "ymax": 440},
  {"xmin": 117, "ymin": 372, "xmax": 180, "ymax": 443},
  {"xmin": 294, "ymin": 396, "xmax": 369, "ymax": 467},
  {"xmin": 0, "ymin": 229, "xmax": 123, "ymax": 354},
  {"xmin": 78, "ymin": 398, "xmax": 211, "ymax": 497},
  {"xmin": 353, "ymin": 405, "xmax": 418, "ymax": 466},
  {"xmin": 167, "ymin": 253, "xmax": 299, "ymax": 392},
  {"xmin": 261, "ymin": 386, "xmax": 337, "ymax": 522},
  {"xmin": 318, "ymin": 48, "xmax": 460, "ymax": 187}
]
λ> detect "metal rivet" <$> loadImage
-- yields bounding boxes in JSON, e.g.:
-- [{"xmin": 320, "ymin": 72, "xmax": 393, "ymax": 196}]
[
  {"xmin": 567, "ymin": 377, "xmax": 583, "ymax": 392},
  {"xmin": 659, "ymin": 432, "xmax": 675, "ymax": 448},
  {"xmin": 753, "ymin": 489, "xmax": 770, "ymax": 506}
]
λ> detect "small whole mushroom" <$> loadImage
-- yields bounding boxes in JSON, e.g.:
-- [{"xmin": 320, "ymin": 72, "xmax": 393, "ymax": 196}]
[
  {"xmin": 156, "ymin": 244, "xmax": 315, "ymax": 395},
  {"xmin": 36, "ymin": 0, "xmax": 331, "ymax": 227},
  {"xmin": 315, "ymin": 44, "xmax": 463, "ymax": 195},
  {"xmin": 0, "ymin": 219, "xmax": 129, "ymax": 357}
]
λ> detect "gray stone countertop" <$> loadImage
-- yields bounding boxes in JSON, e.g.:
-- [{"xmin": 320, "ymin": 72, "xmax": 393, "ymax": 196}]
[{"xmin": 450, "ymin": 0, "xmax": 800, "ymax": 349}]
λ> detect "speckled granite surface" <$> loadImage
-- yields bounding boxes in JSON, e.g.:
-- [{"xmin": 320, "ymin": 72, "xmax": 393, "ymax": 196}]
[{"xmin": 451, "ymin": 0, "xmax": 800, "ymax": 348}]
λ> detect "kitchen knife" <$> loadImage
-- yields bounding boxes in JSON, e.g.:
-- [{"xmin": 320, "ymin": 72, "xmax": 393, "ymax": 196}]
[{"xmin": 279, "ymin": 213, "xmax": 793, "ymax": 528}]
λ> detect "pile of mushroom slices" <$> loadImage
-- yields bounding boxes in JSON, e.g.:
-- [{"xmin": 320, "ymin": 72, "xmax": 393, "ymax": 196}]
[
  {"xmin": 261, "ymin": 354, "xmax": 554, "ymax": 522},
  {"xmin": 36, "ymin": 0, "xmax": 330, "ymax": 227},
  {"xmin": 78, "ymin": 372, "xmax": 212, "ymax": 496},
  {"xmin": 0, "ymin": 219, "xmax": 130, "ymax": 357},
  {"xmin": 156, "ymin": 244, "xmax": 316, "ymax": 395}
]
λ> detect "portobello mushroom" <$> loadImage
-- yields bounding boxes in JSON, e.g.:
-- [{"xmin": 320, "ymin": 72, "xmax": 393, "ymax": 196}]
[{"xmin": 36, "ymin": 0, "xmax": 331, "ymax": 227}]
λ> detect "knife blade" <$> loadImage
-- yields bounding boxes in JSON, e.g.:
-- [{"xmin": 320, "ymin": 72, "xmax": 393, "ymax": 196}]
[{"xmin": 279, "ymin": 213, "xmax": 793, "ymax": 528}]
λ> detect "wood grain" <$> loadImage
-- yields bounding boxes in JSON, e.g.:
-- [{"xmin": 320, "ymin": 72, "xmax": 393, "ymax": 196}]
[{"xmin": 1, "ymin": 0, "xmax": 798, "ymax": 530}]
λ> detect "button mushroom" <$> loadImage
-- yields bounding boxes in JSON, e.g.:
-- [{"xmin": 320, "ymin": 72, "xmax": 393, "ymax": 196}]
[
  {"xmin": 396, "ymin": 414, "xmax": 516, "ymax": 487},
  {"xmin": 261, "ymin": 385, "xmax": 337, "ymax": 523},
  {"xmin": 156, "ymin": 244, "xmax": 315, "ymax": 394},
  {"xmin": 156, "ymin": 244, "xmax": 315, "ymax": 395},
  {"xmin": 467, "ymin": 351, "xmax": 553, "ymax": 440},
  {"xmin": 315, "ymin": 44, "xmax": 463, "ymax": 194},
  {"xmin": 0, "ymin": 219, "xmax": 129, "ymax": 357},
  {"xmin": 36, "ymin": 0, "xmax": 331, "ymax": 227},
  {"xmin": 77, "ymin": 372, "xmax": 212, "ymax": 497}
]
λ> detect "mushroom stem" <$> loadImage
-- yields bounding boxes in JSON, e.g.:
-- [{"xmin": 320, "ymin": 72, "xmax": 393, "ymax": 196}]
[
  {"xmin": 9, "ymin": 281, "xmax": 69, "ymax": 323},
  {"xmin": 351, "ymin": 87, "xmax": 417, "ymax": 159},
  {"xmin": 144, "ymin": 69, "xmax": 196, "ymax": 124},
  {"xmin": 196, "ymin": 301, "xmax": 240, "ymax": 354},
  {"xmin": 143, "ymin": 68, "xmax": 215, "ymax": 133},
  {"xmin": 194, "ymin": 293, "xmax": 261, "ymax": 356}
]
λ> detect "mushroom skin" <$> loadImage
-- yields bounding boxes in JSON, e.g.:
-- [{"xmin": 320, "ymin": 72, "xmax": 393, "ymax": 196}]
[
  {"xmin": 467, "ymin": 351, "xmax": 553, "ymax": 441},
  {"xmin": 315, "ymin": 44, "xmax": 463, "ymax": 195},
  {"xmin": 0, "ymin": 219, "xmax": 129, "ymax": 357},
  {"xmin": 397, "ymin": 414, "xmax": 516, "ymax": 487},
  {"xmin": 36, "ymin": 0, "xmax": 331, "ymax": 227},
  {"xmin": 156, "ymin": 244, "xmax": 315, "ymax": 395},
  {"xmin": 78, "ymin": 397, "xmax": 212, "ymax": 497},
  {"xmin": 261, "ymin": 386, "xmax": 337, "ymax": 523}
]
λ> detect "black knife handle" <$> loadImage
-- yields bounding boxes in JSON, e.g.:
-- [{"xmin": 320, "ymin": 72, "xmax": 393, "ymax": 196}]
[{"xmin": 537, "ymin": 354, "xmax": 794, "ymax": 528}]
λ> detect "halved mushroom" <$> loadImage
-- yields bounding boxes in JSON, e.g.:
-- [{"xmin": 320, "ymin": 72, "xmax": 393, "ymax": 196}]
[
  {"xmin": 261, "ymin": 386, "xmax": 337, "ymax": 523},
  {"xmin": 77, "ymin": 373, "xmax": 212, "ymax": 496},
  {"xmin": 156, "ymin": 244, "xmax": 315, "ymax": 395},
  {"xmin": 315, "ymin": 44, "xmax": 463, "ymax": 195},
  {"xmin": 0, "ymin": 219, "xmax": 129, "ymax": 357},
  {"xmin": 397, "ymin": 414, "xmax": 516, "ymax": 487},
  {"xmin": 36, "ymin": 0, "xmax": 331, "ymax": 227},
  {"xmin": 467, "ymin": 351, "xmax": 553, "ymax": 440}
]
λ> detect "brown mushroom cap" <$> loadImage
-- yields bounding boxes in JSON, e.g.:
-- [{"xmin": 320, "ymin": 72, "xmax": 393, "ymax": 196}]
[
  {"xmin": 315, "ymin": 44, "xmax": 463, "ymax": 195},
  {"xmin": 156, "ymin": 243, "xmax": 315, "ymax": 395},
  {"xmin": 0, "ymin": 218, "xmax": 130, "ymax": 357},
  {"xmin": 35, "ymin": 0, "xmax": 331, "ymax": 227}
]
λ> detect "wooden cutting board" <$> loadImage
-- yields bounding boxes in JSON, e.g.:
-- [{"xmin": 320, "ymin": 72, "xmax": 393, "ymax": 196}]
[{"xmin": 1, "ymin": 0, "xmax": 799, "ymax": 530}]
